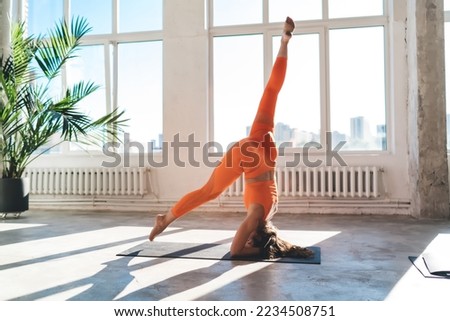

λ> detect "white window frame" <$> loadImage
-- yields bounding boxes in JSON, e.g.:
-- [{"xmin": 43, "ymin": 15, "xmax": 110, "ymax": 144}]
[
  {"xmin": 207, "ymin": 0, "xmax": 391, "ymax": 156},
  {"xmin": 21, "ymin": 0, "xmax": 164, "ymax": 155}
]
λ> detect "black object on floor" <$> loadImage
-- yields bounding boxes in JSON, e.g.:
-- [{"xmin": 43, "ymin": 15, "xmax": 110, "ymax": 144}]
[
  {"xmin": 409, "ymin": 255, "xmax": 450, "ymax": 279},
  {"xmin": 422, "ymin": 252, "xmax": 450, "ymax": 277},
  {"xmin": 118, "ymin": 241, "xmax": 321, "ymax": 264}
]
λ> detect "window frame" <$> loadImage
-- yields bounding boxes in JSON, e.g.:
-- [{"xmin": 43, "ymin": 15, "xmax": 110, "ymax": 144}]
[
  {"xmin": 207, "ymin": 0, "xmax": 391, "ymax": 156},
  {"xmin": 23, "ymin": 0, "xmax": 164, "ymax": 155}
]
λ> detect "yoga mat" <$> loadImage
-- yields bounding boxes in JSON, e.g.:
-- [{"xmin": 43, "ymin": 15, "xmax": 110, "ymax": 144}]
[
  {"xmin": 117, "ymin": 241, "xmax": 321, "ymax": 264},
  {"xmin": 422, "ymin": 252, "xmax": 450, "ymax": 277},
  {"xmin": 408, "ymin": 256, "xmax": 450, "ymax": 279},
  {"xmin": 409, "ymin": 234, "xmax": 450, "ymax": 279}
]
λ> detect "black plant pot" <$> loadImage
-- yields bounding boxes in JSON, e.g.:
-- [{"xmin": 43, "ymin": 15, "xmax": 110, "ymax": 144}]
[{"xmin": 0, "ymin": 178, "xmax": 30, "ymax": 214}]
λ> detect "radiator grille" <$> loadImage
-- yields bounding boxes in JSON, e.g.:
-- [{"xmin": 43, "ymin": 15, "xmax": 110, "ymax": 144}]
[
  {"xmin": 223, "ymin": 166, "xmax": 382, "ymax": 198},
  {"xmin": 24, "ymin": 167, "xmax": 148, "ymax": 196}
]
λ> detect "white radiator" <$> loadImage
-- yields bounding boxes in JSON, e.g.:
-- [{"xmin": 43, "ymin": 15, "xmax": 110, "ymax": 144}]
[
  {"xmin": 223, "ymin": 166, "xmax": 382, "ymax": 199},
  {"xmin": 24, "ymin": 167, "xmax": 148, "ymax": 196}
]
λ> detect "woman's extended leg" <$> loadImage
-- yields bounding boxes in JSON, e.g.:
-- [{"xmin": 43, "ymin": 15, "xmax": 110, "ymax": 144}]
[
  {"xmin": 248, "ymin": 17, "xmax": 294, "ymax": 138},
  {"xmin": 149, "ymin": 144, "xmax": 243, "ymax": 241}
]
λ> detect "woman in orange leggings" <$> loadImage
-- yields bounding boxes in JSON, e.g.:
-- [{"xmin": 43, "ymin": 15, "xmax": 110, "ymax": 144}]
[{"xmin": 150, "ymin": 17, "xmax": 312, "ymax": 259}]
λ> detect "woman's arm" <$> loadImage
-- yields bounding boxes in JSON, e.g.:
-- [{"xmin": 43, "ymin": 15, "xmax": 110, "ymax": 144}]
[{"xmin": 230, "ymin": 205, "xmax": 264, "ymax": 257}]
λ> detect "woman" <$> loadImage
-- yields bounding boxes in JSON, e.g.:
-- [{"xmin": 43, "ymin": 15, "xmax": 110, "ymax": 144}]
[{"xmin": 150, "ymin": 17, "xmax": 313, "ymax": 260}]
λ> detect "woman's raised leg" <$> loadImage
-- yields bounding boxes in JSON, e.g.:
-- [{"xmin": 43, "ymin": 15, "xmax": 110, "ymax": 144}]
[{"xmin": 248, "ymin": 17, "xmax": 294, "ymax": 138}]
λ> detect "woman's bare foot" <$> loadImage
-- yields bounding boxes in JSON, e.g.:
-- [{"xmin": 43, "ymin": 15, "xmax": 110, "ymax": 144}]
[
  {"xmin": 281, "ymin": 17, "xmax": 295, "ymax": 44},
  {"xmin": 284, "ymin": 16, "xmax": 295, "ymax": 36},
  {"xmin": 149, "ymin": 213, "xmax": 172, "ymax": 241}
]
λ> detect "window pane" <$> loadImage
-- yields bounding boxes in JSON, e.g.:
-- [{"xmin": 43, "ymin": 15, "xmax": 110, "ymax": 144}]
[
  {"xmin": 213, "ymin": 0, "xmax": 262, "ymax": 26},
  {"xmin": 213, "ymin": 35, "xmax": 263, "ymax": 149},
  {"xmin": 329, "ymin": 27, "xmax": 386, "ymax": 151},
  {"xmin": 27, "ymin": 0, "xmax": 63, "ymax": 36},
  {"xmin": 445, "ymin": 22, "xmax": 450, "ymax": 149},
  {"xmin": 328, "ymin": 0, "xmax": 384, "ymax": 19},
  {"xmin": 446, "ymin": 0, "xmax": 450, "ymax": 11},
  {"xmin": 71, "ymin": 0, "xmax": 112, "ymax": 34},
  {"xmin": 272, "ymin": 34, "xmax": 321, "ymax": 147},
  {"xmin": 66, "ymin": 45, "xmax": 108, "ymax": 151},
  {"xmin": 118, "ymin": 42, "xmax": 163, "ymax": 148},
  {"xmin": 269, "ymin": 0, "xmax": 322, "ymax": 22},
  {"xmin": 119, "ymin": 0, "xmax": 163, "ymax": 32}
]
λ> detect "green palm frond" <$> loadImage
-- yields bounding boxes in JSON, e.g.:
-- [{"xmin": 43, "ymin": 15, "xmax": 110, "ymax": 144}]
[
  {"xmin": 34, "ymin": 17, "xmax": 91, "ymax": 81},
  {"xmin": 0, "ymin": 16, "xmax": 127, "ymax": 178},
  {"xmin": 9, "ymin": 22, "xmax": 40, "ymax": 85}
]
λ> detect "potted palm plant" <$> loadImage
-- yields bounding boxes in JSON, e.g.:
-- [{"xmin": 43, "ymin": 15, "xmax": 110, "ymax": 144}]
[{"xmin": 0, "ymin": 17, "xmax": 126, "ymax": 217}]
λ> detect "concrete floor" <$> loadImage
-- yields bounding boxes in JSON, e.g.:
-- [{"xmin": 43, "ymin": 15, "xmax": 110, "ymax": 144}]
[{"xmin": 0, "ymin": 209, "xmax": 449, "ymax": 301}]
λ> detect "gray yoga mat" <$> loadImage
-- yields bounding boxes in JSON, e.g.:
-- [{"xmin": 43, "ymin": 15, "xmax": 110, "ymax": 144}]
[
  {"xmin": 117, "ymin": 241, "xmax": 321, "ymax": 264},
  {"xmin": 409, "ymin": 255, "xmax": 450, "ymax": 279}
]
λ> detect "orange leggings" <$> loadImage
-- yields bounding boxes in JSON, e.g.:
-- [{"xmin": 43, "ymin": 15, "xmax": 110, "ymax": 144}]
[{"xmin": 171, "ymin": 57, "xmax": 287, "ymax": 218}]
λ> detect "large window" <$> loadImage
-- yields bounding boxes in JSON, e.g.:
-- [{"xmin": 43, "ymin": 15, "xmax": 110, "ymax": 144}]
[
  {"xmin": 213, "ymin": 35, "xmax": 263, "ymax": 148},
  {"xmin": 27, "ymin": 0, "xmax": 63, "ymax": 36},
  {"xmin": 117, "ymin": 41, "xmax": 163, "ymax": 147},
  {"xmin": 26, "ymin": 0, "xmax": 163, "ymax": 152},
  {"xmin": 66, "ymin": 45, "xmax": 109, "ymax": 151},
  {"xmin": 329, "ymin": 26, "xmax": 386, "ymax": 150},
  {"xmin": 213, "ymin": 0, "xmax": 262, "ymax": 26},
  {"xmin": 328, "ymin": 0, "xmax": 384, "ymax": 18},
  {"xmin": 211, "ymin": 0, "xmax": 388, "ymax": 152},
  {"xmin": 268, "ymin": 0, "xmax": 322, "ymax": 22},
  {"xmin": 272, "ymin": 34, "xmax": 321, "ymax": 147},
  {"xmin": 118, "ymin": 0, "xmax": 163, "ymax": 33}
]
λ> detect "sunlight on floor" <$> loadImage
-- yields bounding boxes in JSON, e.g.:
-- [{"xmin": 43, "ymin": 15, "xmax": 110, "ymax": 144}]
[
  {"xmin": 1, "ymin": 226, "xmax": 148, "ymax": 265},
  {"xmin": 36, "ymin": 284, "xmax": 93, "ymax": 301},
  {"xmin": 277, "ymin": 230, "xmax": 341, "ymax": 247},
  {"xmin": 120, "ymin": 228, "xmax": 341, "ymax": 300},
  {"xmin": 1, "ymin": 225, "xmax": 168, "ymax": 300},
  {"xmin": 161, "ymin": 262, "xmax": 271, "ymax": 301},
  {"xmin": 0, "ymin": 224, "xmax": 340, "ymax": 301},
  {"xmin": 3, "ymin": 212, "xmax": 447, "ymax": 301},
  {"xmin": 385, "ymin": 233, "xmax": 450, "ymax": 302},
  {"xmin": 423, "ymin": 233, "xmax": 450, "ymax": 253},
  {"xmin": 114, "ymin": 258, "xmax": 218, "ymax": 300},
  {"xmin": 156, "ymin": 229, "xmax": 236, "ymax": 243},
  {"xmin": 156, "ymin": 228, "xmax": 341, "ymax": 247},
  {"xmin": 0, "ymin": 223, "xmax": 46, "ymax": 232}
]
